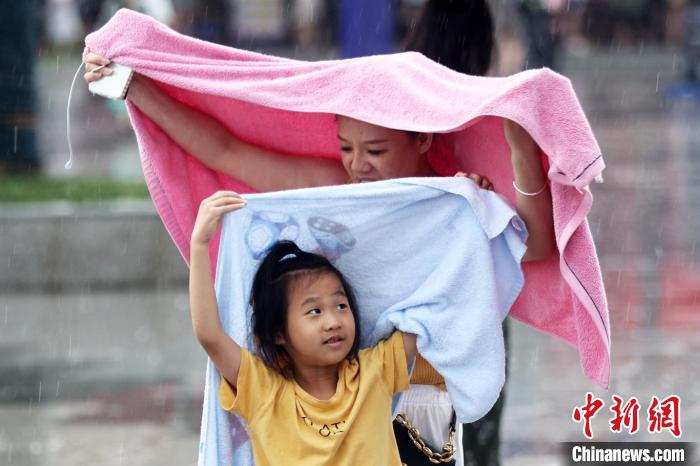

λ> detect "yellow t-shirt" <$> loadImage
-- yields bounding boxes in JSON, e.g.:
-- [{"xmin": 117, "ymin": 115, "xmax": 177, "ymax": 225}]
[{"xmin": 219, "ymin": 331, "xmax": 409, "ymax": 466}]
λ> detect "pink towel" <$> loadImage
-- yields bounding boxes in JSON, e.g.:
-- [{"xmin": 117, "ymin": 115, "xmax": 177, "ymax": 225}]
[{"xmin": 85, "ymin": 9, "xmax": 610, "ymax": 388}]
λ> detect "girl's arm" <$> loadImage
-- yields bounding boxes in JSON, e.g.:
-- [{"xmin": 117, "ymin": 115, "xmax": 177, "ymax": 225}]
[
  {"xmin": 84, "ymin": 54, "xmax": 348, "ymax": 192},
  {"xmin": 190, "ymin": 191, "xmax": 247, "ymax": 388},
  {"xmin": 504, "ymin": 119, "xmax": 556, "ymax": 262}
]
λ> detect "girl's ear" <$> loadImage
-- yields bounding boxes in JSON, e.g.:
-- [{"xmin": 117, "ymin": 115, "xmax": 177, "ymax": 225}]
[
  {"xmin": 417, "ymin": 132, "xmax": 434, "ymax": 154},
  {"xmin": 275, "ymin": 333, "xmax": 286, "ymax": 345}
]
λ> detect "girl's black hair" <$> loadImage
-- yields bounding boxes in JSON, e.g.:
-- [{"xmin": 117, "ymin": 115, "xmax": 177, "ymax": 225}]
[
  {"xmin": 403, "ymin": 0, "xmax": 494, "ymax": 77},
  {"xmin": 250, "ymin": 240, "xmax": 361, "ymax": 376}
]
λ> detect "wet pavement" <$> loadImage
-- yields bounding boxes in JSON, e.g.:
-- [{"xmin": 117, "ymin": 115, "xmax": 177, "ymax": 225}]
[
  {"xmin": 0, "ymin": 291, "xmax": 203, "ymax": 466},
  {"xmin": 2, "ymin": 45, "xmax": 700, "ymax": 465}
]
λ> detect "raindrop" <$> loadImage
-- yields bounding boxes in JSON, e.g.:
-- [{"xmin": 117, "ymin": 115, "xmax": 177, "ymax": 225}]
[
  {"xmin": 656, "ymin": 72, "xmax": 661, "ymax": 93},
  {"xmin": 37, "ymin": 381, "xmax": 42, "ymax": 403},
  {"xmin": 12, "ymin": 126, "xmax": 18, "ymax": 153},
  {"xmin": 672, "ymin": 53, "xmax": 678, "ymax": 74}
]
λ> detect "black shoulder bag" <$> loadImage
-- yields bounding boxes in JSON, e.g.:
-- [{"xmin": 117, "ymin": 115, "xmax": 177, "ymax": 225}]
[{"xmin": 393, "ymin": 412, "xmax": 457, "ymax": 465}]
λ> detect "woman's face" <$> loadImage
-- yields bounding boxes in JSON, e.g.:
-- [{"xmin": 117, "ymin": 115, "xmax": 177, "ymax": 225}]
[{"xmin": 336, "ymin": 116, "xmax": 434, "ymax": 183}]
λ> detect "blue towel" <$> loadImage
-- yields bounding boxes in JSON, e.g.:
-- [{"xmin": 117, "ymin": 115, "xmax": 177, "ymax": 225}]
[{"xmin": 199, "ymin": 177, "xmax": 526, "ymax": 466}]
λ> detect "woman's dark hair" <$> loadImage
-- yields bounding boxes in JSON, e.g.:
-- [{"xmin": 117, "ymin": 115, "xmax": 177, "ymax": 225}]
[
  {"xmin": 403, "ymin": 0, "xmax": 494, "ymax": 77},
  {"xmin": 250, "ymin": 240, "xmax": 361, "ymax": 376}
]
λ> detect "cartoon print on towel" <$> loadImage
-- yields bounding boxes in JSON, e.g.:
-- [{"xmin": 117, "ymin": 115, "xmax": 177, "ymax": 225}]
[
  {"xmin": 245, "ymin": 213, "xmax": 356, "ymax": 261},
  {"xmin": 307, "ymin": 217, "xmax": 356, "ymax": 261},
  {"xmin": 227, "ymin": 413, "xmax": 250, "ymax": 451},
  {"xmin": 246, "ymin": 211, "xmax": 301, "ymax": 259}
]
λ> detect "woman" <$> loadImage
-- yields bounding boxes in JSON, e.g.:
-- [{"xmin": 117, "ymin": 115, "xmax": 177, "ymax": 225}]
[
  {"xmin": 403, "ymin": 1, "xmax": 510, "ymax": 464},
  {"xmin": 84, "ymin": 50, "xmax": 555, "ymax": 463}
]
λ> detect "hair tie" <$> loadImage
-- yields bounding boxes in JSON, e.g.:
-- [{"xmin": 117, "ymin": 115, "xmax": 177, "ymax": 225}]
[{"xmin": 270, "ymin": 241, "xmax": 309, "ymax": 278}]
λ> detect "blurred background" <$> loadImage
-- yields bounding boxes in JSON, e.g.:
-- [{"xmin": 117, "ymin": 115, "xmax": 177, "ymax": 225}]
[{"xmin": 1, "ymin": 0, "xmax": 699, "ymax": 465}]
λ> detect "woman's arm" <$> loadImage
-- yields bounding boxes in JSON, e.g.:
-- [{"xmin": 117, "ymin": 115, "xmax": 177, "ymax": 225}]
[
  {"xmin": 84, "ymin": 54, "xmax": 347, "ymax": 192},
  {"xmin": 401, "ymin": 332, "xmax": 418, "ymax": 364},
  {"xmin": 504, "ymin": 119, "xmax": 556, "ymax": 262},
  {"xmin": 190, "ymin": 191, "xmax": 246, "ymax": 388}
]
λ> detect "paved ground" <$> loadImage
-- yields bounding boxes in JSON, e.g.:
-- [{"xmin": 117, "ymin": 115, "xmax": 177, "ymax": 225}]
[
  {"xmin": 2, "ymin": 292, "xmax": 698, "ymax": 465},
  {"xmin": 2, "ymin": 43, "xmax": 700, "ymax": 465}
]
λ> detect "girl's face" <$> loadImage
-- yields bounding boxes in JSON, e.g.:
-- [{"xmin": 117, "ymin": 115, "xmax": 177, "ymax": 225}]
[
  {"xmin": 336, "ymin": 116, "xmax": 435, "ymax": 183},
  {"xmin": 281, "ymin": 271, "xmax": 356, "ymax": 369}
]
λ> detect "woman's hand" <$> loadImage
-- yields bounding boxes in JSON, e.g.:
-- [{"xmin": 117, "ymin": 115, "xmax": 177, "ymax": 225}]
[
  {"xmin": 83, "ymin": 52, "xmax": 150, "ymax": 101},
  {"xmin": 191, "ymin": 191, "xmax": 247, "ymax": 246},
  {"xmin": 455, "ymin": 171, "xmax": 494, "ymax": 191},
  {"xmin": 83, "ymin": 53, "xmax": 113, "ymax": 83}
]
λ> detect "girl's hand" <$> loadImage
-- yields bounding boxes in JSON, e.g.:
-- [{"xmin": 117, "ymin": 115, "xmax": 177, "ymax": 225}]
[
  {"xmin": 455, "ymin": 171, "xmax": 494, "ymax": 191},
  {"xmin": 191, "ymin": 191, "xmax": 247, "ymax": 246},
  {"xmin": 503, "ymin": 119, "xmax": 538, "ymax": 158},
  {"xmin": 83, "ymin": 53, "xmax": 113, "ymax": 83}
]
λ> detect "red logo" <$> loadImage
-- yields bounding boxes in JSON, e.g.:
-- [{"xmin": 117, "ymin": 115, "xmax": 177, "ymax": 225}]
[
  {"xmin": 572, "ymin": 392, "xmax": 605, "ymax": 439},
  {"xmin": 648, "ymin": 395, "xmax": 682, "ymax": 437},
  {"xmin": 609, "ymin": 395, "xmax": 640, "ymax": 434},
  {"xmin": 573, "ymin": 394, "xmax": 682, "ymax": 439}
]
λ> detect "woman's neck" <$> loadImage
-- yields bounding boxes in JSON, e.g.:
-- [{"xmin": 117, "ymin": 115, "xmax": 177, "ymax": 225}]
[
  {"xmin": 417, "ymin": 156, "xmax": 437, "ymax": 177},
  {"xmin": 293, "ymin": 363, "xmax": 340, "ymax": 401}
]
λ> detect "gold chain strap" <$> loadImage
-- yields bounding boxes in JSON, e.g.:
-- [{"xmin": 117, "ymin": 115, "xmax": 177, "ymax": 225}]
[{"xmin": 395, "ymin": 413, "xmax": 456, "ymax": 464}]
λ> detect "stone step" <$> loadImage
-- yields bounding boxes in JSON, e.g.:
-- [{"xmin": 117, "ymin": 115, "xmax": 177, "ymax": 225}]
[{"xmin": 1, "ymin": 201, "xmax": 187, "ymax": 291}]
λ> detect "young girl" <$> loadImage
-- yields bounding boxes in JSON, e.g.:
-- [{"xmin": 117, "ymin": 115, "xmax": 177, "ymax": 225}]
[{"xmin": 189, "ymin": 190, "xmax": 418, "ymax": 466}]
